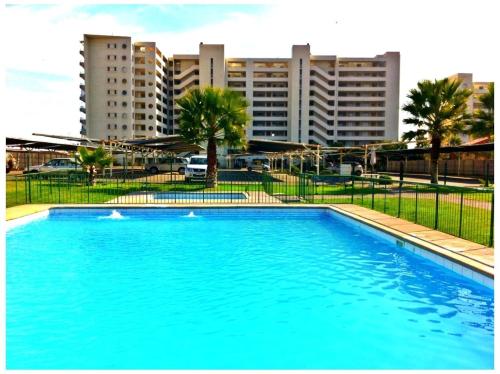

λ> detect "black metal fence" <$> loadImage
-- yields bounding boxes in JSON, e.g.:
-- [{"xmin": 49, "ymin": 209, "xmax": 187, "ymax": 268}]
[{"xmin": 6, "ymin": 170, "xmax": 494, "ymax": 247}]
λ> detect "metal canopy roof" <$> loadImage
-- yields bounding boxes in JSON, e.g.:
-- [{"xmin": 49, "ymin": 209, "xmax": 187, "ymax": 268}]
[
  {"xmin": 123, "ymin": 135, "xmax": 205, "ymax": 153},
  {"xmin": 247, "ymin": 139, "xmax": 316, "ymax": 154},
  {"xmin": 16, "ymin": 133, "xmax": 205, "ymax": 155},
  {"xmin": 6, "ymin": 137, "xmax": 87, "ymax": 152}
]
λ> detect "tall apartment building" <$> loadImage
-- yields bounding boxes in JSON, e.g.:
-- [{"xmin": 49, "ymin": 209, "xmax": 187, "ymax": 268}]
[
  {"xmin": 79, "ymin": 34, "xmax": 170, "ymax": 140},
  {"xmin": 80, "ymin": 35, "xmax": 400, "ymax": 146},
  {"xmin": 448, "ymin": 73, "xmax": 493, "ymax": 143}
]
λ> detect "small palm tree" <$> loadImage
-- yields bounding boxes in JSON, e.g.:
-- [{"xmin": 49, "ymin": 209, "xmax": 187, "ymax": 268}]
[
  {"xmin": 469, "ymin": 82, "xmax": 494, "ymax": 140},
  {"xmin": 402, "ymin": 78, "xmax": 471, "ymax": 183},
  {"xmin": 177, "ymin": 87, "xmax": 250, "ymax": 187},
  {"xmin": 76, "ymin": 146, "xmax": 112, "ymax": 185}
]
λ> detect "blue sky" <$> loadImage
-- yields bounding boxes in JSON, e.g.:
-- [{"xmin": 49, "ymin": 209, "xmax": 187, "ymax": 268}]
[
  {"xmin": 3, "ymin": 1, "xmax": 496, "ymax": 138},
  {"xmin": 77, "ymin": 4, "xmax": 267, "ymax": 33}
]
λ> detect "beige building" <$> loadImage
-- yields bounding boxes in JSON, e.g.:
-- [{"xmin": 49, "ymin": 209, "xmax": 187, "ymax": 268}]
[
  {"xmin": 448, "ymin": 73, "xmax": 493, "ymax": 143},
  {"xmin": 80, "ymin": 34, "xmax": 169, "ymax": 140},
  {"xmin": 80, "ymin": 35, "xmax": 400, "ymax": 147}
]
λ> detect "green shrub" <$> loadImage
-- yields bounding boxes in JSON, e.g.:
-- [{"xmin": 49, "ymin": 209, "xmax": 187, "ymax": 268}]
[{"xmin": 377, "ymin": 175, "xmax": 393, "ymax": 185}]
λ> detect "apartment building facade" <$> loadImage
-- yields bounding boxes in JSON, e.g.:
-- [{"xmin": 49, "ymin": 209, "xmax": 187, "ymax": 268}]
[
  {"xmin": 448, "ymin": 73, "xmax": 493, "ymax": 143},
  {"xmin": 79, "ymin": 34, "xmax": 170, "ymax": 140},
  {"xmin": 80, "ymin": 35, "xmax": 400, "ymax": 146}
]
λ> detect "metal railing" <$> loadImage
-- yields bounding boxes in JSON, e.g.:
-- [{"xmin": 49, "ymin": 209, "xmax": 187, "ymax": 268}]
[{"xmin": 6, "ymin": 170, "xmax": 494, "ymax": 247}]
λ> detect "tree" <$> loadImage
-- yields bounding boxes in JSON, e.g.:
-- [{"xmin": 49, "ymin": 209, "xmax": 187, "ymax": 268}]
[
  {"xmin": 76, "ymin": 146, "xmax": 112, "ymax": 185},
  {"xmin": 177, "ymin": 87, "xmax": 250, "ymax": 187},
  {"xmin": 402, "ymin": 78, "xmax": 471, "ymax": 183},
  {"xmin": 469, "ymin": 82, "xmax": 494, "ymax": 140}
]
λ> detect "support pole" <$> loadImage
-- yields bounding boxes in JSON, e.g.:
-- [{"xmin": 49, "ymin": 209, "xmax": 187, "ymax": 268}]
[
  {"xmin": 300, "ymin": 152, "xmax": 303, "ymax": 174},
  {"xmin": 316, "ymin": 145, "xmax": 320, "ymax": 176},
  {"xmin": 364, "ymin": 144, "xmax": 368, "ymax": 173},
  {"xmin": 289, "ymin": 154, "xmax": 292, "ymax": 174},
  {"xmin": 109, "ymin": 142, "xmax": 113, "ymax": 177}
]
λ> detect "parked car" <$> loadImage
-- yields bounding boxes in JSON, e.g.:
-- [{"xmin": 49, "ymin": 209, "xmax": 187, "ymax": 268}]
[
  {"xmin": 326, "ymin": 161, "xmax": 363, "ymax": 176},
  {"xmin": 23, "ymin": 158, "xmax": 80, "ymax": 174},
  {"xmin": 145, "ymin": 157, "xmax": 188, "ymax": 174},
  {"xmin": 185, "ymin": 155, "xmax": 208, "ymax": 182},
  {"xmin": 247, "ymin": 158, "xmax": 270, "ymax": 172}
]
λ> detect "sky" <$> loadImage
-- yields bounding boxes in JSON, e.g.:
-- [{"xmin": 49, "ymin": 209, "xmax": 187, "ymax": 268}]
[{"xmin": 2, "ymin": 0, "xmax": 498, "ymax": 140}]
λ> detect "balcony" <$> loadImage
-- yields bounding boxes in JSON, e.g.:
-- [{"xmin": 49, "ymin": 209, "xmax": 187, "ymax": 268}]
[
  {"xmin": 79, "ymin": 94, "xmax": 85, "ymax": 102},
  {"xmin": 80, "ymin": 117, "xmax": 86, "ymax": 124},
  {"xmin": 79, "ymin": 72, "xmax": 85, "ymax": 80},
  {"xmin": 80, "ymin": 127, "xmax": 86, "ymax": 135},
  {"xmin": 79, "ymin": 61, "xmax": 84, "ymax": 68},
  {"xmin": 79, "ymin": 49, "xmax": 84, "ymax": 57},
  {"xmin": 79, "ymin": 83, "xmax": 85, "ymax": 90},
  {"xmin": 79, "ymin": 106, "xmax": 86, "ymax": 113}
]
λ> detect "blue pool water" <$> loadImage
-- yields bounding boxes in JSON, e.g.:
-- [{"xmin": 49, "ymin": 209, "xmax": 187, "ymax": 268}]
[
  {"xmin": 6, "ymin": 208, "xmax": 494, "ymax": 369},
  {"xmin": 154, "ymin": 192, "xmax": 247, "ymax": 200}
]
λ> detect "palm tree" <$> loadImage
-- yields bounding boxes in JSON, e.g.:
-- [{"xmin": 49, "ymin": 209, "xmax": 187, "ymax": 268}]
[
  {"xmin": 402, "ymin": 78, "xmax": 471, "ymax": 183},
  {"xmin": 469, "ymin": 82, "xmax": 494, "ymax": 140},
  {"xmin": 76, "ymin": 146, "xmax": 112, "ymax": 185},
  {"xmin": 177, "ymin": 87, "xmax": 250, "ymax": 187}
]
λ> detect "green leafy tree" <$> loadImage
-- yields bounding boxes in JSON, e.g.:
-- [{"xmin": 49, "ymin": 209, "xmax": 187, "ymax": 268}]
[
  {"xmin": 469, "ymin": 82, "xmax": 494, "ymax": 140},
  {"xmin": 402, "ymin": 78, "xmax": 471, "ymax": 183},
  {"xmin": 177, "ymin": 87, "xmax": 250, "ymax": 187},
  {"xmin": 76, "ymin": 146, "xmax": 112, "ymax": 185}
]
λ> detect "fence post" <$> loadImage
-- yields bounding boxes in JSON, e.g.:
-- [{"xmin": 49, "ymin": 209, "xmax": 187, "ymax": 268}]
[
  {"xmin": 489, "ymin": 193, "xmax": 494, "ymax": 247},
  {"xmin": 434, "ymin": 184, "xmax": 439, "ymax": 229},
  {"xmin": 397, "ymin": 179, "xmax": 402, "ymax": 218},
  {"xmin": 15, "ymin": 176, "xmax": 18, "ymax": 205},
  {"xmin": 414, "ymin": 184, "xmax": 418, "ymax": 223},
  {"xmin": 351, "ymin": 176, "xmax": 354, "ymax": 204},
  {"xmin": 27, "ymin": 175, "xmax": 32, "ymax": 203},
  {"xmin": 371, "ymin": 179, "xmax": 375, "ymax": 209},
  {"xmin": 458, "ymin": 190, "xmax": 464, "ymax": 237},
  {"xmin": 58, "ymin": 176, "xmax": 61, "ymax": 204}
]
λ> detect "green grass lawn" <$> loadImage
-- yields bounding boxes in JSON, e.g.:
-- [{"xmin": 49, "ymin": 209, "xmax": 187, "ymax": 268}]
[{"xmin": 6, "ymin": 177, "xmax": 265, "ymax": 207}]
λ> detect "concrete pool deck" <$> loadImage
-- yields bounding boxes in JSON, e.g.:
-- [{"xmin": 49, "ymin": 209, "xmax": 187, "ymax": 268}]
[{"xmin": 6, "ymin": 203, "xmax": 493, "ymax": 279}]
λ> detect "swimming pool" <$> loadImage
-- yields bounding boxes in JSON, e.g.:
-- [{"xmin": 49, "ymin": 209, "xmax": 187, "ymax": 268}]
[
  {"xmin": 153, "ymin": 192, "xmax": 247, "ymax": 200},
  {"xmin": 6, "ymin": 208, "xmax": 494, "ymax": 369}
]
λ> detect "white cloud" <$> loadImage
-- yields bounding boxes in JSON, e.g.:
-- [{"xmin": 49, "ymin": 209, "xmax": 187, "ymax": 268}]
[{"xmin": 3, "ymin": 1, "xmax": 498, "ymax": 139}]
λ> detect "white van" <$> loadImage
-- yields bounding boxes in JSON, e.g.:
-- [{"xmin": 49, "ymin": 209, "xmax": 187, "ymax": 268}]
[{"xmin": 185, "ymin": 155, "xmax": 208, "ymax": 182}]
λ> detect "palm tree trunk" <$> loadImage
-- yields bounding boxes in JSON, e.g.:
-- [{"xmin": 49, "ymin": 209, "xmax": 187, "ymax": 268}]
[
  {"xmin": 430, "ymin": 135, "xmax": 441, "ymax": 184},
  {"xmin": 89, "ymin": 165, "xmax": 96, "ymax": 186},
  {"xmin": 206, "ymin": 137, "xmax": 217, "ymax": 188}
]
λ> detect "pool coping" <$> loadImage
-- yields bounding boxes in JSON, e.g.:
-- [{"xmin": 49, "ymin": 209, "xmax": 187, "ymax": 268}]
[{"xmin": 6, "ymin": 203, "xmax": 494, "ymax": 282}]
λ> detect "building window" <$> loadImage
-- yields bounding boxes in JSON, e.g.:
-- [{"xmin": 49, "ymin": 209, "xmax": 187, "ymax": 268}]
[
  {"xmin": 122, "ymin": 55, "xmax": 127, "ymax": 61},
  {"xmin": 122, "ymin": 78, "xmax": 127, "ymax": 84},
  {"xmin": 148, "ymin": 115, "xmax": 154, "ymax": 120},
  {"xmin": 122, "ymin": 43, "xmax": 127, "ymax": 49},
  {"xmin": 122, "ymin": 113, "xmax": 127, "ymax": 119},
  {"xmin": 107, "ymin": 124, "xmax": 111, "ymax": 129},
  {"xmin": 148, "ymin": 126, "xmax": 154, "ymax": 131},
  {"xmin": 114, "ymin": 124, "xmax": 118, "ymax": 129},
  {"xmin": 122, "ymin": 125, "xmax": 127, "ymax": 130},
  {"xmin": 122, "ymin": 90, "xmax": 127, "ymax": 95},
  {"xmin": 122, "ymin": 102, "xmax": 127, "ymax": 107}
]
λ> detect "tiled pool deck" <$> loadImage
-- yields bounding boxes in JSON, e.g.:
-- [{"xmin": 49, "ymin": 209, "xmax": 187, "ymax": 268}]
[{"xmin": 6, "ymin": 203, "xmax": 493, "ymax": 280}]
